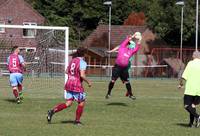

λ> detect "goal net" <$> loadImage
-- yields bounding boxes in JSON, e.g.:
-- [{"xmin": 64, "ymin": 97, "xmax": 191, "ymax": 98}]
[{"xmin": 0, "ymin": 25, "xmax": 69, "ymax": 94}]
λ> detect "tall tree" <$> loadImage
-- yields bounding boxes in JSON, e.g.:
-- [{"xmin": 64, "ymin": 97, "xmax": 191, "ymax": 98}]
[
  {"xmin": 141, "ymin": 0, "xmax": 197, "ymax": 45},
  {"xmin": 31, "ymin": 0, "xmax": 104, "ymax": 47},
  {"xmin": 124, "ymin": 12, "xmax": 146, "ymax": 26}
]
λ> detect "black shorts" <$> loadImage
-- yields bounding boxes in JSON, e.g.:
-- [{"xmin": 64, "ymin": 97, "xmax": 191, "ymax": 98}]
[
  {"xmin": 184, "ymin": 95, "xmax": 200, "ymax": 106},
  {"xmin": 111, "ymin": 64, "xmax": 129, "ymax": 82}
]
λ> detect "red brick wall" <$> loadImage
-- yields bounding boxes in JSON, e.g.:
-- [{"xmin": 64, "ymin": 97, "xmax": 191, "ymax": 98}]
[{"xmin": 0, "ymin": 0, "xmax": 45, "ymax": 47}]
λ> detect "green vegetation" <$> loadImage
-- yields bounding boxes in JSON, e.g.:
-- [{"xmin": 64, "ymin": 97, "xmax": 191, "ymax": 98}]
[
  {"xmin": 26, "ymin": 0, "xmax": 198, "ymax": 46},
  {"xmin": 0, "ymin": 77, "xmax": 200, "ymax": 136}
]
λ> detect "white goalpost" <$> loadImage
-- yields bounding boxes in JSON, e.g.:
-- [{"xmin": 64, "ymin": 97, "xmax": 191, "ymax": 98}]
[{"xmin": 0, "ymin": 24, "xmax": 69, "ymax": 92}]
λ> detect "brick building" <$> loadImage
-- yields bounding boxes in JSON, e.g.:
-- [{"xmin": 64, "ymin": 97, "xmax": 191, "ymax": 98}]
[
  {"xmin": 0, "ymin": 0, "xmax": 47, "ymax": 75},
  {"xmin": 82, "ymin": 25, "xmax": 168, "ymax": 76},
  {"xmin": 0, "ymin": 0, "xmax": 45, "ymax": 51}
]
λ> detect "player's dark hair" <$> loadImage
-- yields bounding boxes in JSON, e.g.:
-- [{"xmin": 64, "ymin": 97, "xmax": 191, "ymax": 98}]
[
  {"xmin": 73, "ymin": 47, "xmax": 87, "ymax": 57},
  {"xmin": 11, "ymin": 46, "xmax": 19, "ymax": 52}
]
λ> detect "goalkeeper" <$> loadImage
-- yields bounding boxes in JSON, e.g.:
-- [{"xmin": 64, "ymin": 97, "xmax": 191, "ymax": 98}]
[{"xmin": 105, "ymin": 32, "xmax": 142, "ymax": 100}]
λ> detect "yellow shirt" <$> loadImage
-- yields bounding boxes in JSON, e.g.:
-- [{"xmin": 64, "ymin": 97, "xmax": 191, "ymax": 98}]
[{"xmin": 182, "ymin": 59, "xmax": 200, "ymax": 96}]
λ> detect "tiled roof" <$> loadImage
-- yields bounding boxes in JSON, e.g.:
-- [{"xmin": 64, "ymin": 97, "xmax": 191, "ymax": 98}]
[
  {"xmin": 88, "ymin": 47, "xmax": 117, "ymax": 57},
  {"xmin": 83, "ymin": 25, "xmax": 168, "ymax": 56},
  {"xmin": 0, "ymin": 0, "xmax": 10, "ymax": 7},
  {"xmin": 0, "ymin": 37, "xmax": 38, "ymax": 48},
  {"xmin": 83, "ymin": 25, "xmax": 146, "ymax": 48}
]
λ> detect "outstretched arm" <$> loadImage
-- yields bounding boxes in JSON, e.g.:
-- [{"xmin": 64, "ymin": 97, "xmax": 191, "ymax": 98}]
[{"xmin": 107, "ymin": 46, "xmax": 119, "ymax": 53}]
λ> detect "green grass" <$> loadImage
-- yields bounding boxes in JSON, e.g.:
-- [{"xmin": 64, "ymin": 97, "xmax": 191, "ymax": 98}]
[{"xmin": 0, "ymin": 77, "xmax": 200, "ymax": 136}]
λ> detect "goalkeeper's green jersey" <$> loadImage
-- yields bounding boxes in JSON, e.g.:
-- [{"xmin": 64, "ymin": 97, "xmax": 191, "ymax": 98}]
[{"xmin": 127, "ymin": 41, "xmax": 135, "ymax": 71}]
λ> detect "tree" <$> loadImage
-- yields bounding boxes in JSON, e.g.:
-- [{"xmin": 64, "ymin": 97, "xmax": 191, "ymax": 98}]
[
  {"xmin": 123, "ymin": 12, "xmax": 146, "ymax": 26},
  {"xmin": 141, "ymin": 0, "xmax": 197, "ymax": 45},
  {"xmin": 30, "ymin": 0, "xmax": 104, "ymax": 47},
  {"xmin": 27, "ymin": 0, "xmax": 199, "ymax": 47}
]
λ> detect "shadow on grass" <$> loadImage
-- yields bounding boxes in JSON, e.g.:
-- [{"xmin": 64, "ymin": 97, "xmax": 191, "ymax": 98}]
[
  {"xmin": 4, "ymin": 98, "xmax": 16, "ymax": 103},
  {"xmin": 61, "ymin": 120, "xmax": 85, "ymax": 126},
  {"xmin": 48, "ymin": 120, "xmax": 76, "ymax": 125},
  {"xmin": 106, "ymin": 102, "xmax": 128, "ymax": 106},
  {"xmin": 176, "ymin": 123, "xmax": 190, "ymax": 128},
  {"xmin": 61, "ymin": 120, "xmax": 76, "ymax": 124}
]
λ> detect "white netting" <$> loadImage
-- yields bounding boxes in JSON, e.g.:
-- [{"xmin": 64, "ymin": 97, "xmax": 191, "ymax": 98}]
[
  {"xmin": 85, "ymin": 64, "xmax": 168, "ymax": 78},
  {"xmin": 0, "ymin": 25, "xmax": 68, "ymax": 92}
]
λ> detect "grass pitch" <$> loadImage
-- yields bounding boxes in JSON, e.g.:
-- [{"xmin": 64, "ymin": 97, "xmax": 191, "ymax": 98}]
[{"xmin": 0, "ymin": 77, "xmax": 200, "ymax": 136}]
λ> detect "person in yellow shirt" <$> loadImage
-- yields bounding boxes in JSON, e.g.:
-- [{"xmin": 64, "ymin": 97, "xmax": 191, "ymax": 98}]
[{"xmin": 179, "ymin": 51, "xmax": 200, "ymax": 128}]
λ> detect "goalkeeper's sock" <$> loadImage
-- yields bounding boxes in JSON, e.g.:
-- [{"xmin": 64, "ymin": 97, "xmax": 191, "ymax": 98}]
[
  {"xmin": 125, "ymin": 82, "xmax": 133, "ymax": 96},
  {"xmin": 75, "ymin": 105, "xmax": 84, "ymax": 122},
  {"xmin": 13, "ymin": 89, "xmax": 19, "ymax": 98},
  {"xmin": 107, "ymin": 81, "xmax": 114, "ymax": 95},
  {"xmin": 53, "ymin": 103, "xmax": 67, "ymax": 113}
]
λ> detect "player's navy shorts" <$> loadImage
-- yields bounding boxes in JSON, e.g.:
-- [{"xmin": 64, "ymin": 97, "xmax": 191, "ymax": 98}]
[
  {"xmin": 9, "ymin": 73, "xmax": 23, "ymax": 87},
  {"xmin": 111, "ymin": 64, "xmax": 129, "ymax": 82},
  {"xmin": 64, "ymin": 91, "xmax": 86, "ymax": 102},
  {"xmin": 184, "ymin": 95, "xmax": 200, "ymax": 106}
]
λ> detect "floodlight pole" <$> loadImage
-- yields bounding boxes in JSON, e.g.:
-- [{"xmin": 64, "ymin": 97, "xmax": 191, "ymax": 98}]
[
  {"xmin": 180, "ymin": 5, "xmax": 184, "ymax": 61},
  {"xmin": 104, "ymin": 1, "xmax": 112, "ymax": 76},
  {"xmin": 176, "ymin": 1, "xmax": 184, "ymax": 61},
  {"xmin": 196, "ymin": 0, "xmax": 199, "ymax": 51}
]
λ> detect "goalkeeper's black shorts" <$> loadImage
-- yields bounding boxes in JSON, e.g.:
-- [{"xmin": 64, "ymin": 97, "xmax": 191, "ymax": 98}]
[{"xmin": 111, "ymin": 64, "xmax": 129, "ymax": 82}]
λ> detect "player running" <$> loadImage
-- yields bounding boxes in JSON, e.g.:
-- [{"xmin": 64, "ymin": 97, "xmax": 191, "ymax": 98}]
[
  {"xmin": 47, "ymin": 47, "xmax": 92, "ymax": 125},
  {"xmin": 7, "ymin": 46, "xmax": 26, "ymax": 104},
  {"xmin": 105, "ymin": 32, "xmax": 142, "ymax": 100}
]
